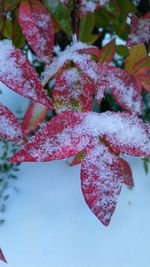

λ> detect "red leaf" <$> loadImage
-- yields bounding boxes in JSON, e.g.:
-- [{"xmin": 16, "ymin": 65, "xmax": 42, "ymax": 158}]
[
  {"xmin": 97, "ymin": 65, "xmax": 142, "ymax": 114},
  {"xmin": 100, "ymin": 112, "xmax": 150, "ymax": 157},
  {"xmin": 0, "ymin": 40, "xmax": 52, "ymax": 108},
  {"xmin": 42, "ymin": 41, "xmax": 101, "ymax": 84},
  {"xmin": 135, "ymin": 74, "xmax": 150, "ymax": 92},
  {"xmin": 0, "ymin": 248, "xmax": 7, "ymax": 263},
  {"xmin": 11, "ymin": 110, "xmax": 150, "ymax": 162},
  {"xmin": 99, "ymin": 39, "xmax": 116, "ymax": 64},
  {"xmin": 19, "ymin": 0, "xmax": 54, "ymax": 65},
  {"xmin": 127, "ymin": 14, "xmax": 150, "ymax": 48},
  {"xmin": 22, "ymin": 102, "xmax": 48, "ymax": 135},
  {"xmin": 119, "ymin": 158, "xmax": 134, "ymax": 187},
  {"xmin": 11, "ymin": 111, "xmax": 90, "ymax": 162},
  {"xmin": 81, "ymin": 139, "xmax": 123, "ymax": 226},
  {"xmin": 53, "ymin": 66, "xmax": 94, "ymax": 113},
  {"xmin": 79, "ymin": 0, "xmax": 109, "ymax": 17},
  {"xmin": 0, "ymin": 103, "xmax": 23, "ymax": 144}
]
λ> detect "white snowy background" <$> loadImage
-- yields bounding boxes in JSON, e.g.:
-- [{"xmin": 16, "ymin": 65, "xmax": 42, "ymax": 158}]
[{"xmin": 0, "ymin": 83, "xmax": 150, "ymax": 267}]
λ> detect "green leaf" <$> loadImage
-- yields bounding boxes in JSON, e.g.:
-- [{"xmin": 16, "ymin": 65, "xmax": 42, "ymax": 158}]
[
  {"xmin": 3, "ymin": 19, "xmax": 12, "ymax": 39},
  {"xmin": 12, "ymin": 13, "xmax": 25, "ymax": 48},
  {"xmin": 43, "ymin": 0, "xmax": 72, "ymax": 35},
  {"xmin": 79, "ymin": 13, "xmax": 95, "ymax": 42},
  {"xmin": 116, "ymin": 45, "xmax": 128, "ymax": 57},
  {"xmin": 4, "ymin": 0, "xmax": 20, "ymax": 12},
  {"xmin": 99, "ymin": 39, "xmax": 116, "ymax": 64}
]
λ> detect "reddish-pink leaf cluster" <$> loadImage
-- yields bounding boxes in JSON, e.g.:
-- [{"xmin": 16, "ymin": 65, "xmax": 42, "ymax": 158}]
[
  {"xmin": 42, "ymin": 41, "xmax": 143, "ymax": 115},
  {"xmin": 10, "ymin": 110, "xmax": 150, "ymax": 225}
]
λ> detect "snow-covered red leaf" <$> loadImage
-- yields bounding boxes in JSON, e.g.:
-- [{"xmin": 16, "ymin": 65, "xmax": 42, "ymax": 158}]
[
  {"xmin": 11, "ymin": 111, "xmax": 90, "ymax": 162},
  {"xmin": 11, "ymin": 110, "xmax": 150, "ymax": 162},
  {"xmin": 98, "ymin": 112, "xmax": 150, "ymax": 157},
  {"xmin": 119, "ymin": 158, "xmax": 134, "ymax": 187},
  {"xmin": 0, "ymin": 248, "xmax": 7, "ymax": 263},
  {"xmin": 127, "ymin": 14, "xmax": 150, "ymax": 48},
  {"xmin": 99, "ymin": 39, "xmax": 116, "ymax": 64},
  {"xmin": 80, "ymin": 0, "xmax": 109, "ymax": 17},
  {"xmin": 22, "ymin": 102, "xmax": 48, "ymax": 135},
  {"xmin": 0, "ymin": 40, "xmax": 52, "ymax": 107},
  {"xmin": 81, "ymin": 139, "xmax": 123, "ymax": 226},
  {"xmin": 19, "ymin": 0, "xmax": 54, "ymax": 65},
  {"xmin": 42, "ymin": 41, "xmax": 100, "ymax": 85},
  {"xmin": 53, "ymin": 66, "xmax": 94, "ymax": 113},
  {"xmin": 0, "ymin": 103, "xmax": 23, "ymax": 144},
  {"xmin": 97, "ymin": 65, "xmax": 142, "ymax": 114}
]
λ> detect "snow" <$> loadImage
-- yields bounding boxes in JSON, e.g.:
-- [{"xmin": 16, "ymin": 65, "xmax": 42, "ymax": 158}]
[{"xmin": 0, "ymin": 157, "xmax": 150, "ymax": 267}]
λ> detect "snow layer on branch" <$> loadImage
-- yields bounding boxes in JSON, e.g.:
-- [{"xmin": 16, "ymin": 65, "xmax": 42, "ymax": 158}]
[
  {"xmin": 11, "ymin": 111, "xmax": 150, "ymax": 162},
  {"xmin": 42, "ymin": 41, "xmax": 99, "ymax": 84}
]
